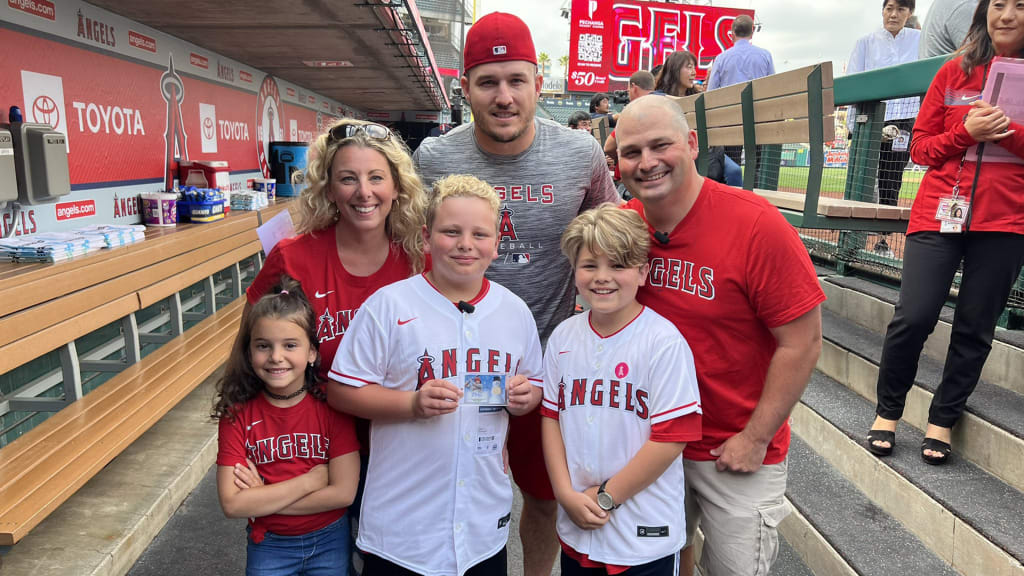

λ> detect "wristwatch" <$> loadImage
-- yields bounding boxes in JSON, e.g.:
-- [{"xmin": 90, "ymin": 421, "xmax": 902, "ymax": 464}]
[{"xmin": 597, "ymin": 480, "xmax": 619, "ymax": 511}]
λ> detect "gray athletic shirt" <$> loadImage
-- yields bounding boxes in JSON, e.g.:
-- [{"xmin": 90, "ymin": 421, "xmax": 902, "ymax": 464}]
[
  {"xmin": 414, "ymin": 117, "xmax": 619, "ymax": 342},
  {"xmin": 920, "ymin": 0, "xmax": 975, "ymax": 59}
]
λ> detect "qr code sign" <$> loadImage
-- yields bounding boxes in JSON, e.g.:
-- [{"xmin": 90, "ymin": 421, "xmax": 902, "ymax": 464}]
[{"xmin": 578, "ymin": 34, "xmax": 603, "ymax": 63}]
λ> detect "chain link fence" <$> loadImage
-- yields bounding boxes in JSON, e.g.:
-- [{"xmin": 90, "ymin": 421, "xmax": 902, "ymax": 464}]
[{"xmin": 746, "ymin": 103, "xmax": 1023, "ymax": 328}]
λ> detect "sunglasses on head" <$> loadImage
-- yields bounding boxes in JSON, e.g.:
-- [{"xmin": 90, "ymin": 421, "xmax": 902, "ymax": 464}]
[{"xmin": 328, "ymin": 122, "xmax": 392, "ymax": 143}]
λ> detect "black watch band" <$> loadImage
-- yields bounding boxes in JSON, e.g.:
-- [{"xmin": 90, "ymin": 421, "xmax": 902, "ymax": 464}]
[{"xmin": 598, "ymin": 480, "xmax": 619, "ymax": 510}]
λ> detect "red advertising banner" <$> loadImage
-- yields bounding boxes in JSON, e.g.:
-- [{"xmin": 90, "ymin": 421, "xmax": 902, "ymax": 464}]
[
  {"xmin": 0, "ymin": 27, "xmax": 356, "ymax": 191},
  {"xmin": 568, "ymin": 0, "xmax": 753, "ymax": 93},
  {"xmin": 8, "ymin": 0, "xmax": 55, "ymax": 21}
]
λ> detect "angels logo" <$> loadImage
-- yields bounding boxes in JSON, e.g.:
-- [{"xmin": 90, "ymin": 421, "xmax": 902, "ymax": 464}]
[
  {"xmin": 160, "ymin": 55, "xmax": 189, "ymax": 190},
  {"xmin": 499, "ymin": 204, "xmax": 518, "ymax": 241},
  {"xmin": 615, "ymin": 362, "xmax": 629, "ymax": 379},
  {"xmin": 256, "ymin": 75, "xmax": 283, "ymax": 178},
  {"xmin": 317, "ymin": 309, "xmax": 336, "ymax": 343},
  {"xmin": 416, "ymin": 349, "xmax": 437, "ymax": 389}
]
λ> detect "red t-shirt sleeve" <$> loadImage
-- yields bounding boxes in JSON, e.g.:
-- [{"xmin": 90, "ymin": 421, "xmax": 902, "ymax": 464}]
[
  {"xmin": 745, "ymin": 208, "xmax": 826, "ymax": 329},
  {"xmin": 651, "ymin": 411, "xmax": 702, "ymax": 443},
  {"xmin": 246, "ymin": 243, "xmax": 290, "ymax": 304},
  {"xmin": 216, "ymin": 412, "xmax": 248, "ymax": 467},
  {"xmin": 910, "ymin": 61, "xmax": 977, "ymax": 168},
  {"xmin": 327, "ymin": 409, "xmax": 360, "ymax": 459}
]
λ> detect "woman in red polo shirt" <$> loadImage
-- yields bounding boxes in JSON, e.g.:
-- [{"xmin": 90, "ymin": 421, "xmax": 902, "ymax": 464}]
[{"xmin": 867, "ymin": 0, "xmax": 1024, "ymax": 465}]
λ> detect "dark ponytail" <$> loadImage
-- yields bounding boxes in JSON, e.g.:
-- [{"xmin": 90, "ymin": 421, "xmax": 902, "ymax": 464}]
[{"xmin": 212, "ymin": 275, "xmax": 323, "ymax": 420}]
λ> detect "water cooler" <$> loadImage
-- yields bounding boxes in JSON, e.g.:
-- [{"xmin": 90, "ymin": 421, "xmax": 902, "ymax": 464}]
[{"xmin": 269, "ymin": 141, "xmax": 308, "ymax": 197}]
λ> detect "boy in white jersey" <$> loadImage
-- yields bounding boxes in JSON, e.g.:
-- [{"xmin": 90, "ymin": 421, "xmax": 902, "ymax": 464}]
[
  {"xmin": 541, "ymin": 204, "xmax": 702, "ymax": 575},
  {"xmin": 330, "ymin": 174, "xmax": 543, "ymax": 576}
]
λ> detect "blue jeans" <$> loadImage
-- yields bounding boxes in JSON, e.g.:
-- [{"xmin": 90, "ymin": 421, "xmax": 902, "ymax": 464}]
[
  {"xmin": 723, "ymin": 155, "xmax": 742, "ymax": 187},
  {"xmin": 246, "ymin": 516, "xmax": 350, "ymax": 576}
]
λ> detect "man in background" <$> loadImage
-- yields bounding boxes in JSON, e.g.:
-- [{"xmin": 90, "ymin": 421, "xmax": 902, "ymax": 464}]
[
  {"xmin": 589, "ymin": 92, "xmax": 618, "ymax": 128},
  {"xmin": 567, "ymin": 110, "xmax": 592, "ymax": 131},
  {"xmin": 707, "ymin": 15, "xmax": 775, "ymax": 168},
  {"xmin": 604, "ymin": 70, "xmax": 655, "ymax": 198}
]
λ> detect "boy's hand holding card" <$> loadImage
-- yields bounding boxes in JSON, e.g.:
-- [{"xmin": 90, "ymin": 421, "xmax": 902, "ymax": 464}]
[
  {"xmin": 413, "ymin": 379, "xmax": 463, "ymax": 419},
  {"xmin": 506, "ymin": 374, "xmax": 538, "ymax": 415}
]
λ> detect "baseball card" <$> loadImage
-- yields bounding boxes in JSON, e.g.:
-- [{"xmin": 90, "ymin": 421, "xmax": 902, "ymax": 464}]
[{"xmin": 463, "ymin": 374, "xmax": 507, "ymax": 406}]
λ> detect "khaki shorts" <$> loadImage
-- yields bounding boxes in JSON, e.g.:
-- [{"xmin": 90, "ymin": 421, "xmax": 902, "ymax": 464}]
[{"xmin": 683, "ymin": 459, "xmax": 790, "ymax": 576}]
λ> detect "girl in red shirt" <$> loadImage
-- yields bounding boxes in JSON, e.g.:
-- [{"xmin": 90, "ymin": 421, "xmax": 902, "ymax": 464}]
[
  {"xmin": 868, "ymin": 0, "xmax": 1024, "ymax": 465},
  {"xmin": 215, "ymin": 277, "xmax": 360, "ymax": 575}
]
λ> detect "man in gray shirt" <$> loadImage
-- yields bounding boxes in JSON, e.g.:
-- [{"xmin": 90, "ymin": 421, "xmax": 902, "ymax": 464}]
[
  {"xmin": 920, "ymin": 0, "xmax": 977, "ymax": 58},
  {"xmin": 414, "ymin": 12, "xmax": 618, "ymax": 576}
]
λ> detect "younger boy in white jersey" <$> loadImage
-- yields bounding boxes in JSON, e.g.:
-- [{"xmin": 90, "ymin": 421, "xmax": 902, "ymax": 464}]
[
  {"xmin": 541, "ymin": 203, "xmax": 702, "ymax": 575},
  {"xmin": 330, "ymin": 175, "xmax": 543, "ymax": 576}
]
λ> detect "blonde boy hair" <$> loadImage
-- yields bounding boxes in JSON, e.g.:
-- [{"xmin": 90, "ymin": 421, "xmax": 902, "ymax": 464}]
[
  {"xmin": 426, "ymin": 174, "xmax": 501, "ymax": 231},
  {"xmin": 561, "ymin": 203, "xmax": 650, "ymax": 268}
]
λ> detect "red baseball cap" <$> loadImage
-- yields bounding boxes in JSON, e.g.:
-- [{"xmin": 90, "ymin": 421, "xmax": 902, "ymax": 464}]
[{"xmin": 463, "ymin": 12, "xmax": 537, "ymax": 73}]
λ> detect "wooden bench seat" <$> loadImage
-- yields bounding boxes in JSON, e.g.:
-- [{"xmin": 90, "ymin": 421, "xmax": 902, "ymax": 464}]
[
  {"xmin": 670, "ymin": 63, "xmax": 909, "ymax": 233},
  {"xmin": 0, "ymin": 299, "xmax": 243, "ymax": 545},
  {"xmin": 0, "ymin": 209, "xmax": 266, "ymax": 545},
  {"xmin": 753, "ymin": 189, "xmax": 911, "ymax": 220}
]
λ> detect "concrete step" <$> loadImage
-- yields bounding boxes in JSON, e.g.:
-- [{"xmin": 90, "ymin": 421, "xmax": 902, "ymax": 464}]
[
  {"xmin": 820, "ymin": 275, "xmax": 1024, "ymax": 397},
  {"xmin": 785, "ymin": 435, "xmax": 959, "ymax": 576},
  {"xmin": 794, "ymin": 371, "xmax": 1024, "ymax": 576},
  {"xmin": 818, "ymin": 307, "xmax": 1024, "ymax": 492}
]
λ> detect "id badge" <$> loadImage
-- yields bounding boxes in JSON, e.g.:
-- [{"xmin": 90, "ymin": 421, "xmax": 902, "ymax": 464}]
[
  {"xmin": 892, "ymin": 130, "xmax": 911, "ymax": 152},
  {"xmin": 935, "ymin": 196, "xmax": 968, "ymax": 224}
]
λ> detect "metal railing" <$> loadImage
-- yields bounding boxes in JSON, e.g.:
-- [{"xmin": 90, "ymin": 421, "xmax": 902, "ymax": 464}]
[{"xmin": 775, "ymin": 56, "xmax": 1022, "ymax": 328}]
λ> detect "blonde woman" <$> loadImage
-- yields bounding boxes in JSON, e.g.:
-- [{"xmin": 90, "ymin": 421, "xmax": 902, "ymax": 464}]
[{"xmin": 246, "ymin": 119, "xmax": 426, "ymax": 378}]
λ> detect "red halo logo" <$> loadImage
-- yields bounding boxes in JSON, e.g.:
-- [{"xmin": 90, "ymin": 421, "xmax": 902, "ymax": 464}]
[
  {"xmin": 255, "ymin": 75, "xmax": 282, "ymax": 178},
  {"xmin": 32, "ymin": 95, "xmax": 60, "ymax": 129},
  {"xmin": 203, "ymin": 117, "xmax": 215, "ymax": 139},
  {"xmin": 615, "ymin": 362, "xmax": 629, "ymax": 379}
]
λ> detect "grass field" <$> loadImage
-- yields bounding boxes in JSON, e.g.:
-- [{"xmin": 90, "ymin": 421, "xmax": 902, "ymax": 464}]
[{"xmin": 765, "ymin": 166, "xmax": 924, "ymax": 200}]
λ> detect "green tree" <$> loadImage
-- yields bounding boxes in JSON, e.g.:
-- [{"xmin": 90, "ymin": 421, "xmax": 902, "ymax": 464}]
[
  {"xmin": 537, "ymin": 52, "xmax": 550, "ymax": 76},
  {"xmin": 558, "ymin": 54, "xmax": 569, "ymax": 79}
]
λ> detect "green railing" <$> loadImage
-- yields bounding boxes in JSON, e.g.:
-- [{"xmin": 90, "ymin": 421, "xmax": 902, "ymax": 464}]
[
  {"xmin": 837, "ymin": 56, "xmax": 946, "ymax": 205},
  {"xmin": 819, "ymin": 56, "xmax": 1023, "ymax": 328}
]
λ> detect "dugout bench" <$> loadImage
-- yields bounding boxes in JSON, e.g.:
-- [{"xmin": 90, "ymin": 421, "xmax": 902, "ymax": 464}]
[
  {"xmin": 670, "ymin": 63, "xmax": 911, "ymax": 233},
  {"xmin": 0, "ymin": 202, "xmax": 293, "ymax": 545}
]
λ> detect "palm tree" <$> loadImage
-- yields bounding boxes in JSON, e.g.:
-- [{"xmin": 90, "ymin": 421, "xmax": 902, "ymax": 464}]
[
  {"xmin": 558, "ymin": 55, "xmax": 569, "ymax": 80},
  {"xmin": 537, "ymin": 52, "xmax": 550, "ymax": 77}
]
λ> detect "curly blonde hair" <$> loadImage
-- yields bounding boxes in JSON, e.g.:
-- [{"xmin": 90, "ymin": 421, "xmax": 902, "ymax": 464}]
[
  {"xmin": 426, "ymin": 174, "xmax": 500, "ymax": 231},
  {"xmin": 295, "ymin": 118, "xmax": 426, "ymax": 273}
]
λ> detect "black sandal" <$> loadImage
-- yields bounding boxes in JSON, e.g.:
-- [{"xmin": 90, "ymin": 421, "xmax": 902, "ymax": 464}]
[
  {"xmin": 866, "ymin": 429, "xmax": 895, "ymax": 456},
  {"xmin": 921, "ymin": 438, "xmax": 952, "ymax": 465}
]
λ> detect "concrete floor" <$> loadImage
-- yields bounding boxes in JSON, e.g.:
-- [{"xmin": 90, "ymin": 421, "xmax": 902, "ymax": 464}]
[{"xmin": 128, "ymin": 463, "xmax": 556, "ymax": 575}]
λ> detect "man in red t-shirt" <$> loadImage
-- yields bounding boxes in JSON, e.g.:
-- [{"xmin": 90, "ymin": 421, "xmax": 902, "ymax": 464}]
[{"xmin": 616, "ymin": 96, "xmax": 824, "ymax": 576}]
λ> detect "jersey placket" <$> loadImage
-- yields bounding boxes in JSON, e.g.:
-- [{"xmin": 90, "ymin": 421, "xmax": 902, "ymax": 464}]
[{"xmin": 452, "ymin": 305, "xmax": 478, "ymax": 573}]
